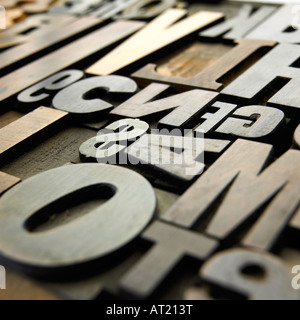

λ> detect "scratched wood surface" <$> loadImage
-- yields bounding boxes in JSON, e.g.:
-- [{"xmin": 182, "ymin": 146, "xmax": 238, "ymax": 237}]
[
  {"xmin": 86, "ymin": 9, "xmax": 224, "ymax": 75},
  {"xmin": 132, "ymin": 38, "xmax": 275, "ymax": 91},
  {"xmin": 0, "ymin": 16, "xmax": 104, "ymax": 73},
  {"xmin": 0, "ymin": 20, "xmax": 144, "ymax": 103},
  {"xmin": 0, "ymin": 107, "xmax": 68, "ymax": 160}
]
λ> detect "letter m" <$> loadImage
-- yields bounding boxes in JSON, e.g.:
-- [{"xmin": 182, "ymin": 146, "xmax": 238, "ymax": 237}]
[{"xmin": 163, "ymin": 139, "xmax": 300, "ymax": 251}]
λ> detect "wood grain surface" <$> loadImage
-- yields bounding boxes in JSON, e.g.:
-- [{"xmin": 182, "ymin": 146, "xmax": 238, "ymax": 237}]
[
  {"xmin": 111, "ymin": 83, "xmax": 218, "ymax": 128},
  {"xmin": 0, "ymin": 0, "xmax": 299, "ymax": 301},
  {"xmin": 0, "ymin": 164, "xmax": 156, "ymax": 275},
  {"xmin": 132, "ymin": 39, "xmax": 275, "ymax": 91},
  {"xmin": 0, "ymin": 171, "xmax": 20, "ymax": 195},
  {"xmin": 0, "ymin": 107, "xmax": 68, "ymax": 158},
  {"xmin": 162, "ymin": 139, "xmax": 300, "ymax": 252},
  {"xmin": 120, "ymin": 221, "xmax": 218, "ymax": 299},
  {"xmin": 0, "ymin": 17, "xmax": 103, "ymax": 72},
  {"xmin": 0, "ymin": 20, "xmax": 144, "ymax": 103},
  {"xmin": 246, "ymin": 4, "xmax": 300, "ymax": 43},
  {"xmin": 86, "ymin": 9, "xmax": 224, "ymax": 75},
  {"xmin": 222, "ymin": 43, "xmax": 300, "ymax": 111},
  {"xmin": 119, "ymin": 0, "xmax": 176, "ymax": 20},
  {"xmin": 0, "ymin": 269, "xmax": 60, "ymax": 300},
  {"xmin": 52, "ymin": 75, "xmax": 138, "ymax": 115},
  {"xmin": 200, "ymin": 4, "xmax": 276, "ymax": 40}
]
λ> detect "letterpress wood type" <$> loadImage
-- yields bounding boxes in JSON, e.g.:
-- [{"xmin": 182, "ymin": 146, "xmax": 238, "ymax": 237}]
[
  {"xmin": 0, "ymin": 107, "xmax": 68, "ymax": 158},
  {"xmin": 290, "ymin": 208, "xmax": 300, "ymax": 232},
  {"xmin": 162, "ymin": 140, "xmax": 300, "ymax": 251},
  {"xmin": 246, "ymin": 5, "xmax": 300, "ymax": 43},
  {"xmin": 215, "ymin": 105, "xmax": 285, "ymax": 139},
  {"xmin": 132, "ymin": 39, "xmax": 275, "ymax": 91},
  {"xmin": 0, "ymin": 164, "xmax": 156, "ymax": 275},
  {"xmin": 120, "ymin": 221, "xmax": 218, "ymax": 299},
  {"xmin": 0, "ymin": 35, "xmax": 28, "ymax": 50},
  {"xmin": 0, "ymin": 20, "xmax": 144, "ymax": 103},
  {"xmin": 86, "ymin": 9, "xmax": 224, "ymax": 75},
  {"xmin": 126, "ymin": 134, "xmax": 230, "ymax": 181},
  {"xmin": 187, "ymin": 249, "xmax": 300, "ymax": 300},
  {"xmin": 17, "ymin": 70, "xmax": 84, "ymax": 103},
  {"xmin": 5, "ymin": 8, "xmax": 24, "ymax": 29},
  {"xmin": 50, "ymin": 0, "xmax": 103, "ymax": 15},
  {"xmin": 88, "ymin": 0, "xmax": 137, "ymax": 19},
  {"xmin": 294, "ymin": 125, "xmax": 300, "ymax": 149},
  {"xmin": 0, "ymin": 14, "xmax": 76, "ymax": 49},
  {"xmin": 222, "ymin": 44, "xmax": 300, "ymax": 111},
  {"xmin": 0, "ymin": 17, "xmax": 104, "ymax": 72},
  {"xmin": 118, "ymin": 0, "xmax": 176, "ymax": 20},
  {"xmin": 110, "ymin": 83, "xmax": 219, "ymax": 128},
  {"xmin": 79, "ymin": 118, "xmax": 149, "ymax": 162},
  {"xmin": 0, "ymin": 171, "xmax": 20, "ymax": 195},
  {"xmin": 199, "ymin": 4, "xmax": 277, "ymax": 40},
  {"xmin": 22, "ymin": 0, "xmax": 56, "ymax": 14},
  {"xmin": 52, "ymin": 75, "xmax": 138, "ymax": 115},
  {"xmin": 1, "ymin": 0, "xmax": 26, "ymax": 9},
  {"xmin": 1, "ymin": 0, "xmax": 300, "ymax": 301},
  {"xmin": 0, "ymin": 111, "xmax": 23, "ymax": 129}
]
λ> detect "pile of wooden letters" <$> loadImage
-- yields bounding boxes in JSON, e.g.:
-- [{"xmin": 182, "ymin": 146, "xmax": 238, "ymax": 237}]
[{"xmin": 0, "ymin": 0, "xmax": 300, "ymax": 300}]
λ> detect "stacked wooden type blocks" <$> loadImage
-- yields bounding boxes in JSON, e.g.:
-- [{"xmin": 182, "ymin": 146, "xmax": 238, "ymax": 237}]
[{"xmin": 0, "ymin": 0, "xmax": 300, "ymax": 300}]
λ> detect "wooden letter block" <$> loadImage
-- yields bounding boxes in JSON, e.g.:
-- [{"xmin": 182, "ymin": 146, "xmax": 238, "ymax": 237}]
[
  {"xmin": 195, "ymin": 101, "xmax": 237, "ymax": 135},
  {"xmin": 290, "ymin": 207, "xmax": 300, "ymax": 232},
  {"xmin": 22, "ymin": 0, "xmax": 56, "ymax": 14},
  {"xmin": 132, "ymin": 39, "xmax": 275, "ymax": 91},
  {"xmin": 18, "ymin": 70, "xmax": 84, "ymax": 103},
  {"xmin": 1, "ymin": 0, "xmax": 30, "ymax": 8},
  {"xmin": 0, "ymin": 35, "xmax": 28, "ymax": 50},
  {"xmin": 86, "ymin": 9, "xmax": 224, "ymax": 75},
  {"xmin": 50, "ymin": 0, "xmax": 103, "ymax": 15},
  {"xmin": 0, "ymin": 164, "xmax": 156, "ymax": 275},
  {"xmin": 222, "ymin": 44, "xmax": 300, "ymax": 111},
  {"xmin": 0, "ymin": 172, "xmax": 20, "ymax": 195},
  {"xmin": 246, "ymin": 5, "xmax": 300, "ymax": 43},
  {"xmin": 294, "ymin": 124, "xmax": 300, "ymax": 149},
  {"xmin": 0, "ymin": 14, "xmax": 76, "ymax": 49},
  {"xmin": 162, "ymin": 139, "xmax": 300, "ymax": 251},
  {"xmin": 79, "ymin": 118, "xmax": 149, "ymax": 162},
  {"xmin": 110, "ymin": 83, "xmax": 218, "ymax": 128},
  {"xmin": 126, "ymin": 133, "xmax": 230, "ymax": 182},
  {"xmin": 215, "ymin": 105, "xmax": 285, "ymax": 139},
  {"xmin": 52, "ymin": 75, "xmax": 138, "ymax": 116},
  {"xmin": 0, "ymin": 107, "xmax": 68, "ymax": 158},
  {"xmin": 89, "ymin": 0, "xmax": 137, "ymax": 19},
  {"xmin": 120, "ymin": 221, "xmax": 218, "ymax": 299},
  {"xmin": 4, "ymin": 8, "xmax": 24, "ymax": 29},
  {"xmin": 189, "ymin": 249, "xmax": 300, "ymax": 300},
  {"xmin": 200, "ymin": 5, "xmax": 276, "ymax": 40},
  {"xmin": 0, "ymin": 17, "xmax": 103, "ymax": 72},
  {"xmin": 0, "ymin": 20, "xmax": 144, "ymax": 103},
  {"xmin": 119, "ymin": 0, "xmax": 176, "ymax": 20}
]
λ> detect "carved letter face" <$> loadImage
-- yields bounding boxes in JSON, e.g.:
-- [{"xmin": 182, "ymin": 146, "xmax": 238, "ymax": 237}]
[
  {"xmin": 0, "ymin": 266, "xmax": 5, "ymax": 290},
  {"xmin": 222, "ymin": 44, "xmax": 300, "ymax": 111},
  {"xmin": 0, "ymin": 6, "xmax": 6, "ymax": 30}
]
